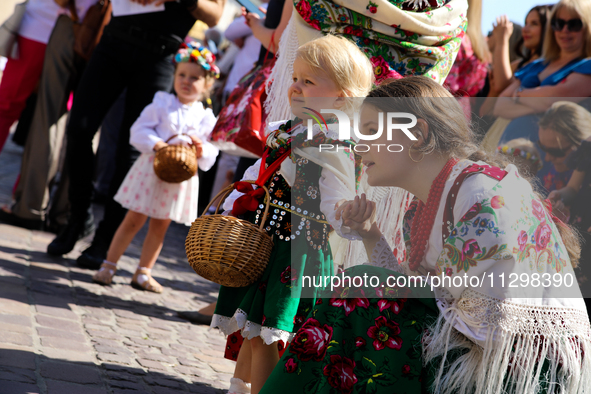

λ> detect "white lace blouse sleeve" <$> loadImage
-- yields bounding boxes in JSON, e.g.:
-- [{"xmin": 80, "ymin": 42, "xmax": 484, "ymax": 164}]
[
  {"xmin": 366, "ymin": 235, "xmax": 404, "ymax": 273},
  {"xmin": 196, "ymin": 109, "xmax": 219, "ymax": 172},
  {"xmin": 222, "ymin": 159, "xmax": 262, "ymax": 212},
  {"xmin": 319, "ymin": 168, "xmax": 361, "ymax": 240},
  {"xmin": 129, "ymin": 98, "xmax": 164, "ymax": 154}
]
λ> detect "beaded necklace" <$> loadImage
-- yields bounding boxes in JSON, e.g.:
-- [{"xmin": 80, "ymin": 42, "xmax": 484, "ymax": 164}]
[{"xmin": 408, "ymin": 158, "xmax": 459, "ymax": 273}]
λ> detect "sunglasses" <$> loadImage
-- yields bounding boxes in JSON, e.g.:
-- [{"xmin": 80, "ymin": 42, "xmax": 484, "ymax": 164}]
[
  {"xmin": 536, "ymin": 139, "xmax": 573, "ymax": 157},
  {"xmin": 551, "ymin": 17, "xmax": 584, "ymax": 32}
]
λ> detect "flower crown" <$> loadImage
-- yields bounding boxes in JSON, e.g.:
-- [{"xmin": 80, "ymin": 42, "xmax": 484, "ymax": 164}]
[
  {"xmin": 497, "ymin": 145, "xmax": 542, "ymax": 171},
  {"xmin": 173, "ymin": 42, "xmax": 220, "ymax": 79}
]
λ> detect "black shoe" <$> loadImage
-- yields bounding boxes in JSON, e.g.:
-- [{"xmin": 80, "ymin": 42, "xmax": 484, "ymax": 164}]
[
  {"xmin": 47, "ymin": 213, "xmax": 95, "ymax": 256},
  {"xmin": 0, "ymin": 208, "xmax": 45, "ymax": 231},
  {"xmin": 177, "ymin": 311, "xmax": 213, "ymax": 325},
  {"xmin": 77, "ymin": 236, "xmax": 110, "ymax": 270}
]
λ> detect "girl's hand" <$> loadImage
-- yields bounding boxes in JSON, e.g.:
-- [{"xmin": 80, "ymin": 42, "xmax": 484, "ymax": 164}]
[
  {"xmin": 335, "ymin": 194, "xmax": 379, "ymax": 239},
  {"xmin": 548, "ymin": 190, "xmax": 566, "ymax": 212},
  {"xmin": 153, "ymin": 141, "xmax": 168, "ymax": 151},
  {"xmin": 492, "ymin": 15, "xmax": 513, "ymax": 42},
  {"xmin": 190, "ymin": 136, "xmax": 203, "ymax": 158}
]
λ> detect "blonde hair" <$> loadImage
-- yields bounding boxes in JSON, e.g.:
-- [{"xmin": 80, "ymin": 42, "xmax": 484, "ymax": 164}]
[
  {"xmin": 538, "ymin": 101, "xmax": 591, "ymax": 144},
  {"xmin": 296, "ymin": 35, "xmax": 374, "ymax": 101},
  {"xmin": 467, "ymin": 0, "xmax": 491, "ymax": 63},
  {"xmin": 542, "ymin": 0, "xmax": 591, "ymax": 61}
]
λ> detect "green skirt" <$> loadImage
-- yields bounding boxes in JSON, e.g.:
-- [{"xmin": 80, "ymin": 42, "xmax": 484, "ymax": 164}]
[
  {"xmin": 259, "ymin": 265, "xmax": 439, "ymax": 394},
  {"xmin": 212, "ymin": 226, "xmax": 334, "ymax": 344}
]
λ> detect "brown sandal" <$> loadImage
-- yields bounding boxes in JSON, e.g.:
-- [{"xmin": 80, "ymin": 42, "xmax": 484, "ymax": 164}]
[
  {"xmin": 92, "ymin": 261, "xmax": 117, "ymax": 285},
  {"xmin": 131, "ymin": 267, "xmax": 163, "ymax": 293}
]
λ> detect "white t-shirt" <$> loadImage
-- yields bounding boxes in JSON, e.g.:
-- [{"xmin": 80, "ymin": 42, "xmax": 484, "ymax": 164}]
[{"xmin": 18, "ymin": 0, "xmax": 64, "ymax": 44}]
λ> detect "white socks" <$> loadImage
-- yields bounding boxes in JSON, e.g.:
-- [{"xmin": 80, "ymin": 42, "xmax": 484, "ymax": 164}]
[{"xmin": 228, "ymin": 378, "xmax": 251, "ymax": 394}]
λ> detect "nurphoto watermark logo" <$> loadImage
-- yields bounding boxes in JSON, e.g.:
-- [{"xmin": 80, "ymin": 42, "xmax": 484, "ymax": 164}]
[{"xmin": 302, "ymin": 107, "xmax": 418, "ymax": 152}]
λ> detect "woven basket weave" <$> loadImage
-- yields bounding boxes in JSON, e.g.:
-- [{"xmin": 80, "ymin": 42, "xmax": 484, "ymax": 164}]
[
  {"xmin": 185, "ymin": 181, "xmax": 274, "ymax": 287},
  {"xmin": 153, "ymin": 134, "xmax": 198, "ymax": 183}
]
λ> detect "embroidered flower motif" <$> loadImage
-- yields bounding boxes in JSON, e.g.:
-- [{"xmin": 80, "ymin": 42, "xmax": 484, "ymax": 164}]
[
  {"xmin": 534, "ymin": 221, "xmax": 552, "ymax": 252},
  {"xmin": 491, "ymin": 195, "xmax": 505, "ymax": 209},
  {"xmin": 367, "ymin": 316, "xmax": 403, "ymax": 351},
  {"xmin": 402, "ymin": 364, "xmax": 411, "ymax": 375},
  {"xmin": 445, "ymin": 267, "xmax": 453, "ymax": 277},
  {"xmin": 323, "ymin": 355, "xmax": 358, "ymax": 394},
  {"xmin": 329, "ymin": 289, "xmax": 370, "ymax": 316},
  {"xmin": 532, "ymin": 199, "xmax": 546, "ymax": 221},
  {"xmin": 461, "ymin": 239, "xmax": 482, "ymax": 261},
  {"xmin": 354, "ymin": 336, "xmax": 366, "ymax": 347},
  {"xmin": 518, "ymin": 230, "xmax": 528, "ymax": 252},
  {"xmin": 366, "ymin": 1, "xmax": 378, "ymax": 13},
  {"xmin": 370, "ymin": 56, "xmax": 402, "ymax": 84},
  {"xmin": 289, "ymin": 318, "xmax": 333, "ymax": 361},
  {"xmin": 284, "ymin": 358, "xmax": 298, "ymax": 373},
  {"xmin": 280, "ymin": 266, "xmax": 296, "ymax": 284},
  {"xmin": 461, "ymin": 203, "xmax": 481, "ymax": 222}
]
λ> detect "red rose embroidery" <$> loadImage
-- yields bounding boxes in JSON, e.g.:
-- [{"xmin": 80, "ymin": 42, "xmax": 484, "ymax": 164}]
[
  {"xmin": 354, "ymin": 336, "xmax": 366, "ymax": 347},
  {"xmin": 323, "ymin": 355, "xmax": 358, "ymax": 394},
  {"xmin": 534, "ymin": 222, "xmax": 552, "ymax": 252},
  {"xmin": 284, "ymin": 358, "xmax": 298, "ymax": 373},
  {"xmin": 295, "ymin": 0, "xmax": 311, "ymax": 22},
  {"xmin": 280, "ymin": 266, "xmax": 296, "ymax": 284},
  {"xmin": 402, "ymin": 364, "xmax": 411, "ymax": 375},
  {"xmin": 532, "ymin": 199, "xmax": 546, "ymax": 221},
  {"xmin": 461, "ymin": 202, "xmax": 481, "ymax": 222},
  {"xmin": 369, "ymin": 6, "xmax": 377, "ymax": 13},
  {"xmin": 289, "ymin": 318, "xmax": 333, "ymax": 361},
  {"xmin": 518, "ymin": 230, "xmax": 528, "ymax": 252},
  {"xmin": 370, "ymin": 56, "xmax": 401, "ymax": 83},
  {"xmin": 367, "ymin": 316, "xmax": 403, "ymax": 351}
]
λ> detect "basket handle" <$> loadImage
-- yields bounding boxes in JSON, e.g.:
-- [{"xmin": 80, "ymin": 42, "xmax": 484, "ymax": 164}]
[
  {"xmin": 164, "ymin": 133, "xmax": 193, "ymax": 146},
  {"xmin": 201, "ymin": 180, "xmax": 272, "ymax": 232}
]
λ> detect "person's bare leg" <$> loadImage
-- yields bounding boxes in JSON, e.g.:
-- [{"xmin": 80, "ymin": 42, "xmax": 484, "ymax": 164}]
[
  {"xmin": 229, "ymin": 338, "xmax": 252, "ymax": 393},
  {"xmin": 131, "ymin": 217, "xmax": 171, "ymax": 293},
  {"xmin": 93, "ymin": 210, "xmax": 147, "ymax": 285},
  {"xmin": 250, "ymin": 337, "xmax": 279, "ymax": 394},
  {"xmin": 199, "ymin": 302, "xmax": 217, "ymax": 315}
]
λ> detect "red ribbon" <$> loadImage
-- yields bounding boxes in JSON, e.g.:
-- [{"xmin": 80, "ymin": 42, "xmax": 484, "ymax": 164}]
[{"xmin": 232, "ymin": 181, "xmax": 266, "ymax": 216}]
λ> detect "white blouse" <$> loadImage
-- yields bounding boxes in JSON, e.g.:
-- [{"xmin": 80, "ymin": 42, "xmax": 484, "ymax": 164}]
[{"xmin": 129, "ymin": 91, "xmax": 219, "ymax": 172}]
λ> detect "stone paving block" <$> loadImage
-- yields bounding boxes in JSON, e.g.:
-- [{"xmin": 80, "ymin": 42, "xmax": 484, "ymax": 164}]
[
  {"xmin": 91, "ymin": 337, "xmax": 122, "ymax": 348},
  {"xmin": 94, "ymin": 344, "xmax": 134, "ymax": 356},
  {"xmin": 97, "ymin": 352, "xmax": 135, "ymax": 365},
  {"xmin": 208, "ymin": 363, "xmax": 235, "ymax": 374},
  {"xmin": 0, "ymin": 347, "xmax": 36, "ymax": 369},
  {"xmin": 0, "ymin": 331, "xmax": 33, "ymax": 347},
  {"xmin": 0, "ymin": 313, "xmax": 31, "ymax": 326},
  {"xmin": 45, "ymin": 379, "xmax": 106, "ymax": 394},
  {"xmin": 0, "ymin": 321, "xmax": 32, "ymax": 334},
  {"xmin": 125, "ymin": 337, "xmax": 164, "ymax": 349},
  {"xmin": 36, "ymin": 315, "xmax": 80, "ymax": 331},
  {"xmin": 102, "ymin": 363, "xmax": 147, "ymax": 375},
  {"xmin": 109, "ymin": 378, "xmax": 146, "ymax": 391},
  {"xmin": 105, "ymin": 370, "xmax": 141, "ymax": 382},
  {"xmin": 142, "ymin": 375, "xmax": 185, "ymax": 389},
  {"xmin": 135, "ymin": 351, "xmax": 176, "ymax": 365},
  {"xmin": 136, "ymin": 358, "xmax": 168, "ymax": 371},
  {"xmin": 0, "ymin": 378, "xmax": 40, "ymax": 394},
  {"xmin": 0, "ymin": 366, "xmax": 37, "ymax": 383},
  {"xmin": 86, "ymin": 328, "xmax": 123, "ymax": 340},
  {"xmin": 0, "ymin": 299, "xmax": 30, "ymax": 316},
  {"xmin": 36, "ymin": 327, "xmax": 86, "ymax": 342},
  {"xmin": 113, "ymin": 309, "xmax": 149, "ymax": 321},
  {"xmin": 40, "ymin": 361, "xmax": 102, "ymax": 384},
  {"xmin": 42, "ymin": 348, "xmax": 95, "ymax": 363},
  {"xmin": 35, "ymin": 305, "xmax": 79, "ymax": 321},
  {"xmin": 41, "ymin": 337, "xmax": 91, "ymax": 352}
]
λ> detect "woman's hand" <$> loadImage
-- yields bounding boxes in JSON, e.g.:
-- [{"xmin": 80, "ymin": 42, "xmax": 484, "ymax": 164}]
[
  {"xmin": 547, "ymin": 189, "xmax": 566, "ymax": 212},
  {"xmin": 242, "ymin": 6, "xmax": 265, "ymax": 30},
  {"xmin": 190, "ymin": 136, "xmax": 203, "ymax": 158},
  {"xmin": 335, "ymin": 194, "xmax": 380, "ymax": 240},
  {"xmin": 492, "ymin": 15, "xmax": 513, "ymax": 43}
]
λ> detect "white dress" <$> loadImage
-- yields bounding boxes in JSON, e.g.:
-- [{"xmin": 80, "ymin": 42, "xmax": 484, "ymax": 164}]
[{"xmin": 114, "ymin": 92, "xmax": 219, "ymax": 225}]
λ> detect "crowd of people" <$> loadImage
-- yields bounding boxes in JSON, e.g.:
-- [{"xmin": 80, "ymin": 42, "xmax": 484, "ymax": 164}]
[{"xmin": 1, "ymin": 0, "xmax": 591, "ymax": 393}]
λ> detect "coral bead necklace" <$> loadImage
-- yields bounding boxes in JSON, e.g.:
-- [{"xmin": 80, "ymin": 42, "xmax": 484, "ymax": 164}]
[{"xmin": 408, "ymin": 157, "xmax": 459, "ymax": 273}]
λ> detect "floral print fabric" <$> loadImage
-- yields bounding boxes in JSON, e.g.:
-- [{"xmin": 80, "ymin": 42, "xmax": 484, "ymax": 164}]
[{"xmin": 294, "ymin": 0, "xmax": 467, "ymax": 84}]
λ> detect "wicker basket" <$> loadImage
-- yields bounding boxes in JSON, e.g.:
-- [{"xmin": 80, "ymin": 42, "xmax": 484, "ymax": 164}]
[
  {"xmin": 185, "ymin": 181, "xmax": 274, "ymax": 287},
  {"xmin": 153, "ymin": 134, "xmax": 198, "ymax": 183}
]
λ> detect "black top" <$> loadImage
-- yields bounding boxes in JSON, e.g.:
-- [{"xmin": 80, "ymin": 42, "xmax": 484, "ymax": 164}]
[
  {"xmin": 257, "ymin": 0, "xmax": 285, "ymax": 65},
  {"xmin": 109, "ymin": 2, "xmax": 197, "ymax": 40},
  {"xmin": 567, "ymin": 140, "xmax": 591, "ymax": 231}
]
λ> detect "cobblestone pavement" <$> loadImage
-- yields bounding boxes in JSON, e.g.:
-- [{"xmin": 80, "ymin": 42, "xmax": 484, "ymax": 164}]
[{"xmin": 0, "ymin": 137, "xmax": 234, "ymax": 393}]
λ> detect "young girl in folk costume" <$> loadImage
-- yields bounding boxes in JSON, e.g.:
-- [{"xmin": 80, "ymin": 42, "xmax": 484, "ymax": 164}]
[
  {"xmin": 210, "ymin": 35, "xmax": 374, "ymax": 394},
  {"xmin": 92, "ymin": 43, "xmax": 219, "ymax": 293},
  {"xmin": 260, "ymin": 77, "xmax": 591, "ymax": 394}
]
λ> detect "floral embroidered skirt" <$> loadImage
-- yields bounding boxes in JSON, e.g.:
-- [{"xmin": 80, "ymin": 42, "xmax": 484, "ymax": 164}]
[
  {"xmin": 114, "ymin": 153, "xmax": 199, "ymax": 225},
  {"xmin": 211, "ymin": 217, "xmax": 334, "ymax": 345},
  {"xmin": 258, "ymin": 265, "xmax": 440, "ymax": 394}
]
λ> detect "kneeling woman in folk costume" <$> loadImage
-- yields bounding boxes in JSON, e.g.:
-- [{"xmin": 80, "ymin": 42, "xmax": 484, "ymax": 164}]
[{"xmin": 260, "ymin": 77, "xmax": 591, "ymax": 394}]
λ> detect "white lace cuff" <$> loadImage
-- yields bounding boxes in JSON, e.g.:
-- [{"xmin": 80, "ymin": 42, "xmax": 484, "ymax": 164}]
[{"xmin": 367, "ymin": 235, "xmax": 405, "ymax": 273}]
